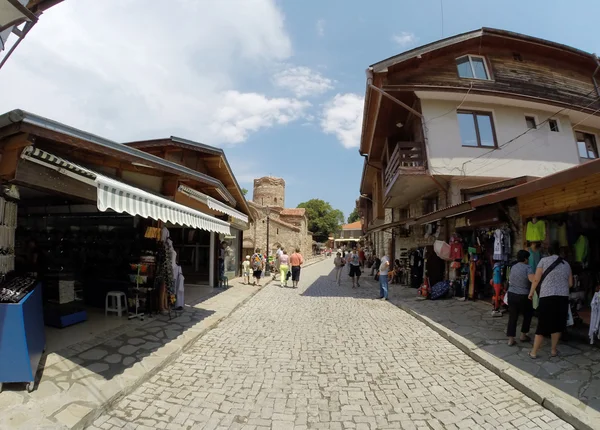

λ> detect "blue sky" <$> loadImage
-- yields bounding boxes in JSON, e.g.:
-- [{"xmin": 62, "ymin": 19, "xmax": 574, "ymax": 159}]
[{"xmin": 1, "ymin": 0, "xmax": 599, "ymax": 220}]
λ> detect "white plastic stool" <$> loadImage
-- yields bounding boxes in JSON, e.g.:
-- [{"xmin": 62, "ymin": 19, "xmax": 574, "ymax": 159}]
[{"xmin": 105, "ymin": 291, "xmax": 127, "ymax": 317}]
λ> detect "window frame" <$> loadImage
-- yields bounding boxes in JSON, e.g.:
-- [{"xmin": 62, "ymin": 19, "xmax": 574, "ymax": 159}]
[
  {"xmin": 548, "ymin": 119, "xmax": 560, "ymax": 133},
  {"xmin": 455, "ymin": 55, "xmax": 492, "ymax": 81},
  {"xmin": 457, "ymin": 109, "xmax": 499, "ymax": 149},
  {"xmin": 574, "ymin": 130, "xmax": 599, "ymax": 160},
  {"xmin": 524, "ymin": 115, "xmax": 537, "ymax": 130}
]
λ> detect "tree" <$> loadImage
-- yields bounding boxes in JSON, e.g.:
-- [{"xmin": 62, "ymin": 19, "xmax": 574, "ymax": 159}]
[
  {"xmin": 297, "ymin": 199, "xmax": 344, "ymax": 242},
  {"xmin": 241, "ymin": 188, "xmax": 248, "ymax": 197},
  {"xmin": 347, "ymin": 208, "xmax": 360, "ymax": 224}
]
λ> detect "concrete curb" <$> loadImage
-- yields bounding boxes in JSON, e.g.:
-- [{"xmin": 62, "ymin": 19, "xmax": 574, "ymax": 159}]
[
  {"xmin": 76, "ymin": 257, "xmax": 327, "ymax": 429},
  {"xmin": 394, "ymin": 301, "xmax": 600, "ymax": 430}
]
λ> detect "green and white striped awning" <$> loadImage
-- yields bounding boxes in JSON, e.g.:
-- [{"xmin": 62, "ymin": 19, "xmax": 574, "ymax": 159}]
[
  {"xmin": 178, "ymin": 184, "xmax": 248, "ymax": 223},
  {"xmin": 20, "ymin": 146, "xmax": 230, "ymax": 235}
]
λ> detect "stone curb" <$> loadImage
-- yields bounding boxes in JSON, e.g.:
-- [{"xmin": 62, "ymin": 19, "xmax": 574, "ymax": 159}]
[
  {"xmin": 75, "ymin": 256, "xmax": 328, "ymax": 430},
  {"xmin": 393, "ymin": 300, "xmax": 600, "ymax": 430}
]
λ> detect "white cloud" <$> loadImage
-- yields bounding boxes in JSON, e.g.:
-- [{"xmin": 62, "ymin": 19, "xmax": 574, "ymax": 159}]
[
  {"xmin": 273, "ymin": 66, "xmax": 334, "ymax": 98},
  {"xmin": 316, "ymin": 19, "xmax": 325, "ymax": 37},
  {"xmin": 392, "ymin": 31, "xmax": 418, "ymax": 48},
  {"xmin": 0, "ymin": 0, "xmax": 309, "ymax": 145},
  {"xmin": 320, "ymin": 93, "xmax": 364, "ymax": 149}
]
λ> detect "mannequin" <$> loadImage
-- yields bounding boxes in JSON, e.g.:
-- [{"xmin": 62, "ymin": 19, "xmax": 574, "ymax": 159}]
[{"xmin": 528, "ymin": 242, "xmax": 541, "ymax": 273}]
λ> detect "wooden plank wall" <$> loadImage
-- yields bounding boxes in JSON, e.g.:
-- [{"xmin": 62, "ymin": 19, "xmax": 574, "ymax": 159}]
[{"xmin": 518, "ymin": 172, "xmax": 600, "ymax": 218}]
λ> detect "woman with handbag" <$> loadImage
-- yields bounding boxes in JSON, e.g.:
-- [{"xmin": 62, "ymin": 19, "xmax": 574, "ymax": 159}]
[
  {"xmin": 506, "ymin": 250, "xmax": 535, "ymax": 346},
  {"xmin": 528, "ymin": 246, "xmax": 573, "ymax": 359}
]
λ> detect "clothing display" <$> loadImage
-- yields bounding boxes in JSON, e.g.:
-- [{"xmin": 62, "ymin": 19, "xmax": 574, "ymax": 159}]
[
  {"xmin": 557, "ymin": 222, "xmax": 568, "ymax": 247},
  {"xmin": 0, "ymin": 197, "xmax": 16, "ymax": 275},
  {"xmin": 493, "ymin": 229, "xmax": 504, "ymax": 261},
  {"xmin": 590, "ymin": 292, "xmax": 600, "ymax": 344},
  {"xmin": 574, "ymin": 235, "xmax": 589, "ymax": 265},
  {"xmin": 526, "ymin": 219, "xmax": 546, "ymax": 242}
]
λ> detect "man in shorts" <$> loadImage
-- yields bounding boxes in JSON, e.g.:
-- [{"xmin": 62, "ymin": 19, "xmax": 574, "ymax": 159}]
[{"xmin": 347, "ymin": 248, "xmax": 362, "ymax": 288}]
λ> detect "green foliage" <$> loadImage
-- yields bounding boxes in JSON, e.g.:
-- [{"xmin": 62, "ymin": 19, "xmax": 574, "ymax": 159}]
[
  {"xmin": 297, "ymin": 199, "xmax": 344, "ymax": 242},
  {"xmin": 347, "ymin": 208, "xmax": 360, "ymax": 224},
  {"xmin": 241, "ymin": 188, "xmax": 248, "ymax": 197}
]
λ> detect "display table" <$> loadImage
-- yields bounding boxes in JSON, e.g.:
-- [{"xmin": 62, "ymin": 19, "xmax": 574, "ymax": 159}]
[{"xmin": 0, "ymin": 283, "xmax": 45, "ymax": 392}]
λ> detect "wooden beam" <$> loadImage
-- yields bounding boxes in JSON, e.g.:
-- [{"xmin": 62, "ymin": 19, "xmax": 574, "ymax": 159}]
[
  {"xmin": 0, "ymin": 133, "xmax": 33, "ymax": 179},
  {"xmin": 369, "ymin": 85, "xmax": 423, "ymax": 118}
]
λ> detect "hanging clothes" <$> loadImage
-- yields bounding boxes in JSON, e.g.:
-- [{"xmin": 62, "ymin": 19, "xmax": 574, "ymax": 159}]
[
  {"xmin": 493, "ymin": 229, "xmax": 504, "ymax": 261},
  {"xmin": 450, "ymin": 241, "xmax": 463, "ymax": 260},
  {"xmin": 526, "ymin": 219, "xmax": 546, "ymax": 242},
  {"xmin": 589, "ymin": 292, "xmax": 600, "ymax": 345},
  {"xmin": 174, "ymin": 265, "xmax": 185, "ymax": 308},
  {"xmin": 574, "ymin": 235, "xmax": 589, "ymax": 265},
  {"xmin": 528, "ymin": 248, "xmax": 541, "ymax": 273}
]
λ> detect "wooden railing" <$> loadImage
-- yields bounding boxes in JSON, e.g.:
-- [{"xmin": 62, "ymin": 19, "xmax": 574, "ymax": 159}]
[{"xmin": 384, "ymin": 141, "xmax": 425, "ymax": 190}]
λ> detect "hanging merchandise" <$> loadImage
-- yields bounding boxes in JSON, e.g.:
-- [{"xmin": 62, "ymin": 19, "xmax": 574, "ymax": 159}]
[
  {"xmin": 433, "ymin": 240, "xmax": 452, "ymax": 261},
  {"xmin": 449, "ymin": 235, "xmax": 463, "ymax": 260},
  {"xmin": 468, "ymin": 260, "xmax": 476, "ymax": 299},
  {"xmin": 590, "ymin": 292, "xmax": 600, "ymax": 344},
  {"xmin": 574, "ymin": 235, "xmax": 589, "ymax": 266},
  {"xmin": 0, "ymin": 196, "xmax": 17, "ymax": 275},
  {"xmin": 528, "ymin": 245, "xmax": 541, "ymax": 273},
  {"xmin": 490, "ymin": 262, "xmax": 504, "ymax": 315},
  {"xmin": 557, "ymin": 222, "xmax": 568, "ymax": 247},
  {"xmin": 429, "ymin": 280, "xmax": 451, "ymax": 300},
  {"xmin": 493, "ymin": 229, "xmax": 504, "ymax": 261},
  {"xmin": 526, "ymin": 218, "xmax": 546, "ymax": 242}
]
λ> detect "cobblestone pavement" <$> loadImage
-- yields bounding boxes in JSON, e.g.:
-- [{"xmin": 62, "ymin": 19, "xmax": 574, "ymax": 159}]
[{"xmin": 89, "ymin": 260, "xmax": 573, "ymax": 430}]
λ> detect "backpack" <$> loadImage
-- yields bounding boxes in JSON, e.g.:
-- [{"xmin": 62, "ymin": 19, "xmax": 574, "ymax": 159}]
[{"xmin": 252, "ymin": 254, "xmax": 262, "ymax": 270}]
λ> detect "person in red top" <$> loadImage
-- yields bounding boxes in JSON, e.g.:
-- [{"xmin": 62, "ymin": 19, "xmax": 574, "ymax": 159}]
[
  {"xmin": 289, "ymin": 248, "xmax": 304, "ymax": 288},
  {"xmin": 358, "ymin": 248, "xmax": 366, "ymax": 269}
]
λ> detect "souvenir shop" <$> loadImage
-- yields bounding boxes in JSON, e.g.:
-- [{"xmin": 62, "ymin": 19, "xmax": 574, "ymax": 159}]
[
  {"xmin": 0, "ymin": 146, "xmax": 231, "ymax": 388},
  {"xmin": 422, "ymin": 205, "xmax": 516, "ymax": 307}
]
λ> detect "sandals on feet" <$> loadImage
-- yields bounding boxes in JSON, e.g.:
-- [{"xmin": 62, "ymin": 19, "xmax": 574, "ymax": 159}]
[
  {"xmin": 528, "ymin": 352, "xmax": 538, "ymax": 359},
  {"xmin": 508, "ymin": 340, "xmax": 516, "ymax": 347},
  {"xmin": 520, "ymin": 335, "xmax": 532, "ymax": 343},
  {"xmin": 551, "ymin": 351, "xmax": 559, "ymax": 358}
]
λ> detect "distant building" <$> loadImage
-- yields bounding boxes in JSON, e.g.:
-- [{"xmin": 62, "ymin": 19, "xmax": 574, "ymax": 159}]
[
  {"xmin": 243, "ymin": 177, "xmax": 313, "ymax": 258},
  {"xmin": 334, "ymin": 221, "xmax": 362, "ymax": 248}
]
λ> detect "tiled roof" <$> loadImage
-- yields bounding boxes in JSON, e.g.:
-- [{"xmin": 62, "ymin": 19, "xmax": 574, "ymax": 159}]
[
  {"xmin": 342, "ymin": 221, "xmax": 362, "ymax": 230},
  {"xmin": 280, "ymin": 208, "xmax": 306, "ymax": 216}
]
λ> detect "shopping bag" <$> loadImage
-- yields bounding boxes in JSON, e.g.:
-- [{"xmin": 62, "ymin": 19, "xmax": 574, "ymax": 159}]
[
  {"xmin": 567, "ymin": 305, "xmax": 574, "ymax": 327},
  {"xmin": 532, "ymin": 292, "xmax": 540, "ymax": 310},
  {"xmin": 374, "ymin": 272, "xmax": 380, "ymax": 281},
  {"xmin": 503, "ymin": 292, "xmax": 509, "ymax": 305}
]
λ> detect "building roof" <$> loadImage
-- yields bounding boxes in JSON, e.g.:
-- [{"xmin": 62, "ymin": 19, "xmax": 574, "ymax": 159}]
[
  {"xmin": 342, "ymin": 221, "xmax": 362, "ymax": 230},
  {"xmin": 280, "ymin": 208, "xmax": 305, "ymax": 217},
  {"xmin": 370, "ymin": 27, "xmax": 596, "ymax": 73},
  {"xmin": 269, "ymin": 217, "xmax": 300, "ymax": 232}
]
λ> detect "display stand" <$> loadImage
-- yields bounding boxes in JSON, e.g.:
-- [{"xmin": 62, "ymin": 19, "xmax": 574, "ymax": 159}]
[
  {"xmin": 0, "ymin": 283, "xmax": 45, "ymax": 392},
  {"xmin": 128, "ymin": 264, "xmax": 145, "ymax": 321}
]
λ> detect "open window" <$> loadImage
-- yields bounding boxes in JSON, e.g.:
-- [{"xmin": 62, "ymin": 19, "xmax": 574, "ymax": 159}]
[
  {"xmin": 456, "ymin": 55, "xmax": 491, "ymax": 80},
  {"xmin": 525, "ymin": 116, "xmax": 537, "ymax": 130},
  {"xmin": 575, "ymin": 131, "xmax": 598, "ymax": 160}
]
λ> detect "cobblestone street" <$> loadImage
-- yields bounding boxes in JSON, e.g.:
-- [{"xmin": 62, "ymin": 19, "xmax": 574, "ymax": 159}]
[{"xmin": 89, "ymin": 259, "xmax": 572, "ymax": 430}]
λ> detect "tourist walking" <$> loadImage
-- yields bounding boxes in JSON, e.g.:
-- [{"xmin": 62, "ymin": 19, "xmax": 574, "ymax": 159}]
[
  {"xmin": 528, "ymin": 246, "xmax": 573, "ymax": 359},
  {"xmin": 251, "ymin": 248, "xmax": 264, "ymax": 286},
  {"xmin": 242, "ymin": 255, "xmax": 251, "ymax": 285},
  {"xmin": 506, "ymin": 250, "xmax": 535, "ymax": 346},
  {"xmin": 278, "ymin": 249, "xmax": 290, "ymax": 287},
  {"xmin": 348, "ymin": 248, "xmax": 362, "ymax": 288},
  {"xmin": 289, "ymin": 247, "xmax": 304, "ymax": 288},
  {"xmin": 333, "ymin": 252, "xmax": 345, "ymax": 286},
  {"xmin": 379, "ymin": 253, "xmax": 390, "ymax": 300}
]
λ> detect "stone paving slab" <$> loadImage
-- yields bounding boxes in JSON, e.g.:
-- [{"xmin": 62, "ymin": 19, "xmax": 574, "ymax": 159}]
[
  {"xmin": 0, "ymin": 256, "xmax": 326, "ymax": 430},
  {"xmin": 90, "ymin": 260, "xmax": 572, "ymax": 430},
  {"xmin": 354, "ymin": 274, "xmax": 600, "ymax": 430}
]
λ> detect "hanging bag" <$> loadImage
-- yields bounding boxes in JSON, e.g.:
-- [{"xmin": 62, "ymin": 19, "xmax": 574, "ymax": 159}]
[{"xmin": 533, "ymin": 257, "xmax": 564, "ymax": 309}]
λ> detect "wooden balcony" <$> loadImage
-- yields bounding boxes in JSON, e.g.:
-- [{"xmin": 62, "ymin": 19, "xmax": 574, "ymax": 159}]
[
  {"xmin": 384, "ymin": 141, "xmax": 426, "ymax": 190},
  {"xmin": 383, "ymin": 141, "xmax": 432, "ymax": 208}
]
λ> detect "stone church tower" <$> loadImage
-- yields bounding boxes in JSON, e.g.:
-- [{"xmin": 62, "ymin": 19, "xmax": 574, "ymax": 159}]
[{"xmin": 253, "ymin": 176, "xmax": 285, "ymax": 208}]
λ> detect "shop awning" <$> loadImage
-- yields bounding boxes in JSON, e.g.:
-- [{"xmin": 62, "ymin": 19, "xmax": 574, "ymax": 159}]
[
  {"xmin": 20, "ymin": 146, "xmax": 231, "ymax": 235},
  {"xmin": 0, "ymin": 0, "xmax": 37, "ymax": 32},
  {"xmin": 416, "ymin": 202, "xmax": 474, "ymax": 225},
  {"xmin": 178, "ymin": 185, "xmax": 248, "ymax": 223}
]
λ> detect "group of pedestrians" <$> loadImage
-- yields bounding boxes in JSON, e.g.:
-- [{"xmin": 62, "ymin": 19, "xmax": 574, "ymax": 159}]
[
  {"xmin": 332, "ymin": 247, "xmax": 391, "ymax": 299},
  {"xmin": 506, "ymin": 246, "xmax": 573, "ymax": 359},
  {"xmin": 243, "ymin": 247, "xmax": 304, "ymax": 288}
]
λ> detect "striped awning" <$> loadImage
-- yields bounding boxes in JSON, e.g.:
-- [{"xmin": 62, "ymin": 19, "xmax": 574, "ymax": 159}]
[
  {"xmin": 178, "ymin": 185, "xmax": 248, "ymax": 223},
  {"xmin": 20, "ymin": 146, "xmax": 230, "ymax": 235}
]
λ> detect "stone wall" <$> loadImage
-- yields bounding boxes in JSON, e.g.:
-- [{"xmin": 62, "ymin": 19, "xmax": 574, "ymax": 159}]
[{"xmin": 253, "ymin": 176, "xmax": 285, "ymax": 208}]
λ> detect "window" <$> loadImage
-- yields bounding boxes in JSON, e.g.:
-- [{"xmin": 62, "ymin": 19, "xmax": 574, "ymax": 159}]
[
  {"xmin": 549, "ymin": 119, "xmax": 559, "ymax": 132},
  {"xmin": 456, "ymin": 55, "xmax": 490, "ymax": 80},
  {"xmin": 525, "ymin": 116, "xmax": 537, "ymax": 130},
  {"xmin": 457, "ymin": 110, "xmax": 497, "ymax": 148},
  {"xmin": 423, "ymin": 197, "xmax": 438, "ymax": 215},
  {"xmin": 576, "ymin": 131, "xmax": 598, "ymax": 159}
]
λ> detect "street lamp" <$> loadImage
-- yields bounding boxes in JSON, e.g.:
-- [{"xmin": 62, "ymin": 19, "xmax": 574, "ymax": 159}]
[{"xmin": 265, "ymin": 206, "xmax": 271, "ymax": 275}]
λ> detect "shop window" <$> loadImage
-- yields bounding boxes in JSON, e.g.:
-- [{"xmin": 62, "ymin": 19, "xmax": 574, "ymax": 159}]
[
  {"xmin": 456, "ymin": 55, "xmax": 490, "ymax": 80},
  {"xmin": 525, "ymin": 116, "xmax": 537, "ymax": 130},
  {"xmin": 549, "ymin": 119, "xmax": 559, "ymax": 132},
  {"xmin": 576, "ymin": 131, "xmax": 598, "ymax": 159},
  {"xmin": 457, "ymin": 110, "xmax": 497, "ymax": 148}
]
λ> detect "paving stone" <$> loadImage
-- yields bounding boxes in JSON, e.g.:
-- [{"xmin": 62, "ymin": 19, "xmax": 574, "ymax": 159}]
[
  {"xmin": 79, "ymin": 348, "xmax": 109, "ymax": 361},
  {"xmin": 86, "ymin": 260, "xmax": 572, "ymax": 430},
  {"xmin": 105, "ymin": 354, "xmax": 122, "ymax": 364}
]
